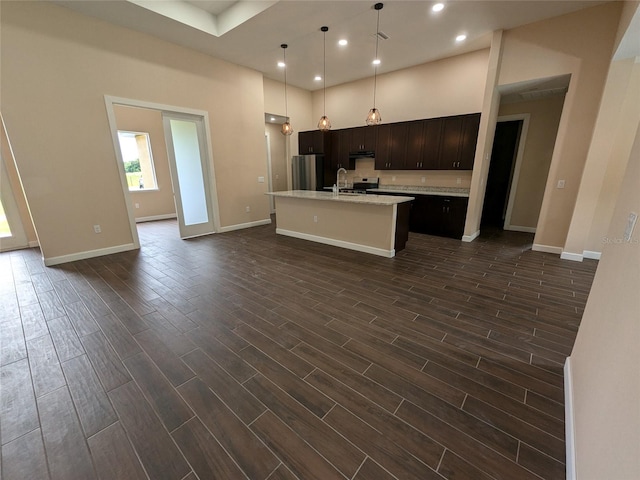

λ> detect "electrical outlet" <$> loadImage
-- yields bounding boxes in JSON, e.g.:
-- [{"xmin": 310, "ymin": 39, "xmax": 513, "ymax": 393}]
[
  {"xmin": 557, "ymin": 180, "xmax": 565, "ymax": 189},
  {"xmin": 456, "ymin": 177, "xmax": 461, "ymax": 185},
  {"xmin": 392, "ymin": 176, "xmax": 396, "ymax": 181},
  {"xmin": 313, "ymin": 215, "xmax": 318, "ymax": 223},
  {"xmin": 135, "ymin": 203, "xmax": 140, "ymax": 209},
  {"xmin": 276, "ymin": 174, "xmax": 279, "ymax": 179},
  {"xmin": 93, "ymin": 225, "xmax": 101, "ymax": 234},
  {"xmin": 245, "ymin": 206, "xmax": 251, "ymax": 213},
  {"xmin": 421, "ymin": 177, "xmax": 426, "ymax": 183}
]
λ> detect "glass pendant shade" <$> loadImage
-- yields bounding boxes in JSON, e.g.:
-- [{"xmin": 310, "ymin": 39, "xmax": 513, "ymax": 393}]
[
  {"xmin": 318, "ymin": 115, "xmax": 331, "ymax": 131},
  {"xmin": 281, "ymin": 121, "xmax": 293, "ymax": 136},
  {"xmin": 366, "ymin": 108, "xmax": 381, "ymax": 126}
]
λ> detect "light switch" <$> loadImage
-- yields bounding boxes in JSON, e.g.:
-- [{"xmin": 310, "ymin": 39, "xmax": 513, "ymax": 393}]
[
  {"xmin": 557, "ymin": 180, "xmax": 565, "ymax": 189},
  {"xmin": 258, "ymin": 176, "xmax": 265, "ymax": 183}
]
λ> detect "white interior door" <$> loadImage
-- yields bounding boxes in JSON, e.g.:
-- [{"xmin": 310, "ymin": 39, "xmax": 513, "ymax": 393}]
[
  {"xmin": 0, "ymin": 150, "xmax": 28, "ymax": 252},
  {"xmin": 162, "ymin": 113, "xmax": 215, "ymax": 239}
]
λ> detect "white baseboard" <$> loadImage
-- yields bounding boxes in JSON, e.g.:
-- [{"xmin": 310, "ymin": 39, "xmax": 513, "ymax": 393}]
[
  {"xmin": 218, "ymin": 218, "xmax": 272, "ymax": 233},
  {"xmin": 532, "ymin": 243, "xmax": 563, "ymax": 255},
  {"xmin": 462, "ymin": 230, "xmax": 480, "ymax": 242},
  {"xmin": 564, "ymin": 357, "xmax": 577, "ymax": 480},
  {"xmin": 43, "ymin": 243, "xmax": 137, "ymax": 266},
  {"xmin": 28, "ymin": 240, "xmax": 40, "ymax": 248},
  {"xmin": 583, "ymin": 250, "xmax": 601, "ymax": 260},
  {"xmin": 561, "ymin": 251, "xmax": 584, "ymax": 262},
  {"xmin": 504, "ymin": 224, "xmax": 537, "ymax": 233},
  {"xmin": 276, "ymin": 228, "xmax": 395, "ymax": 258},
  {"xmin": 135, "ymin": 213, "xmax": 177, "ymax": 223}
]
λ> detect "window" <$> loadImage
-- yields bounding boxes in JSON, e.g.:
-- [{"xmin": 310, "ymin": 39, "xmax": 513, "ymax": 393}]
[
  {"xmin": 117, "ymin": 131, "xmax": 158, "ymax": 191},
  {"xmin": 0, "ymin": 198, "xmax": 11, "ymax": 238}
]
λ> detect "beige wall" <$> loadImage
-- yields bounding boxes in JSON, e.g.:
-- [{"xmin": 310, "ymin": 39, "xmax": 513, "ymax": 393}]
[
  {"xmin": 569, "ymin": 122, "xmax": 640, "ymax": 479},
  {"xmin": 498, "ymin": 2, "xmax": 623, "ymax": 250},
  {"xmin": 565, "ymin": 58, "xmax": 640, "ymax": 257},
  {"xmin": 1, "ymin": 1, "xmax": 270, "ymax": 261},
  {"xmin": 498, "ymin": 94, "xmax": 565, "ymax": 229},
  {"xmin": 112, "ymin": 105, "xmax": 176, "ymax": 220},
  {"xmin": 311, "ymin": 49, "xmax": 490, "ymax": 129}
]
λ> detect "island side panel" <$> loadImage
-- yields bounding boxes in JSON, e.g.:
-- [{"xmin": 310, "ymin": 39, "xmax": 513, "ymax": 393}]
[
  {"xmin": 274, "ymin": 197, "xmax": 395, "ymax": 256},
  {"xmin": 394, "ymin": 202, "xmax": 411, "ymax": 252}
]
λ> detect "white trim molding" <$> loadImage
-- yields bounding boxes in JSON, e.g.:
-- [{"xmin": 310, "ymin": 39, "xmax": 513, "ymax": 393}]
[
  {"xmin": 561, "ymin": 251, "xmax": 584, "ymax": 262},
  {"xmin": 583, "ymin": 250, "xmax": 601, "ymax": 260},
  {"xmin": 28, "ymin": 240, "xmax": 40, "ymax": 248},
  {"xmin": 218, "ymin": 218, "xmax": 272, "ymax": 233},
  {"xmin": 276, "ymin": 228, "xmax": 395, "ymax": 258},
  {"xmin": 43, "ymin": 243, "xmax": 137, "ymax": 267},
  {"xmin": 504, "ymin": 225, "xmax": 536, "ymax": 233},
  {"xmin": 462, "ymin": 230, "xmax": 480, "ymax": 242},
  {"xmin": 532, "ymin": 243, "xmax": 563, "ymax": 255},
  {"xmin": 564, "ymin": 357, "xmax": 577, "ymax": 480},
  {"xmin": 135, "ymin": 214, "xmax": 178, "ymax": 223}
]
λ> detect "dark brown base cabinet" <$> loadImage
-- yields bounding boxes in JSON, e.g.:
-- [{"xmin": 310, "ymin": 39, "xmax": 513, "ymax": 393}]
[{"xmin": 409, "ymin": 195, "xmax": 468, "ymax": 239}]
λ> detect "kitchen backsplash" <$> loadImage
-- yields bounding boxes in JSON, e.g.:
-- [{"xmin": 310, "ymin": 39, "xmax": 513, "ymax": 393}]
[{"xmin": 350, "ymin": 158, "xmax": 473, "ymax": 188}]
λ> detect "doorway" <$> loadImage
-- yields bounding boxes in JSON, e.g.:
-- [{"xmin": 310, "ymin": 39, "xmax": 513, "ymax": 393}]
[
  {"xmin": 481, "ymin": 120, "xmax": 523, "ymax": 229},
  {"xmin": 0, "ymin": 153, "xmax": 28, "ymax": 252},
  {"xmin": 105, "ymin": 96, "xmax": 220, "ymax": 247}
]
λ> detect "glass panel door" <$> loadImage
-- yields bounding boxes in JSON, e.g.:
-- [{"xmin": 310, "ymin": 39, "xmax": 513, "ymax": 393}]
[{"xmin": 162, "ymin": 113, "xmax": 214, "ymax": 239}]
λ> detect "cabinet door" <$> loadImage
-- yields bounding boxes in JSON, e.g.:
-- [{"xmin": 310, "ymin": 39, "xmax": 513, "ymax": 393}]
[
  {"xmin": 388, "ymin": 123, "xmax": 409, "ymax": 170},
  {"xmin": 349, "ymin": 126, "xmax": 377, "ymax": 151},
  {"xmin": 421, "ymin": 118, "xmax": 443, "ymax": 169},
  {"xmin": 374, "ymin": 124, "xmax": 391, "ymax": 170},
  {"xmin": 438, "ymin": 116, "xmax": 464, "ymax": 169},
  {"xmin": 441, "ymin": 197, "xmax": 468, "ymax": 238},
  {"xmin": 330, "ymin": 130, "xmax": 349, "ymax": 169},
  {"xmin": 298, "ymin": 131, "xmax": 315, "ymax": 154},
  {"xmin": 458, "ymin": 114, "xmax": 480, "ymax": 169},
  {"xmin": 405, "ymin": 120, "xmax": 425, "ymax": 169}
]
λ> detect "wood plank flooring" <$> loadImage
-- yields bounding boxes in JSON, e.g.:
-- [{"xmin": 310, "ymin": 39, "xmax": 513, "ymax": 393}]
[{"xmin": 0, "ymin": 218, "xmax": 598, "ymax": 479}]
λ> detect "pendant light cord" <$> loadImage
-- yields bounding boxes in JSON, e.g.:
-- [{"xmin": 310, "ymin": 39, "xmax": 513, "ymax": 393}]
[
  {"xmin": 323, "ymin": 29, "xmax": 327, "ymax": 117},
  {"xmin": 283, "ymin": 46, "xmax": 289, "ymax": 119},
  {"xmin": 373, "ymin": 6, "xmax": 380, "ymax": 108}
]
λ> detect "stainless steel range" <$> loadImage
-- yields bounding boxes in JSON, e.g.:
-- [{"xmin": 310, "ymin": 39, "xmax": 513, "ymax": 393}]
[{"xmin": 340, "ymin": 177, "xmax": 380, "ymax": 194}]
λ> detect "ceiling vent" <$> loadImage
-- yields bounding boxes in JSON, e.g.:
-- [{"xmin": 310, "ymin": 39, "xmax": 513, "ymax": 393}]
[{"xmin": 377, "ymin": 31, "xmax": 389, "ymax": 40}]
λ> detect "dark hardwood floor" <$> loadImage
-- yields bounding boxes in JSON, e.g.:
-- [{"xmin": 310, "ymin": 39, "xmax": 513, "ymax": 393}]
[{"xmin": 0, "ymin": 218, "xmax": 598, "ymax": 479}]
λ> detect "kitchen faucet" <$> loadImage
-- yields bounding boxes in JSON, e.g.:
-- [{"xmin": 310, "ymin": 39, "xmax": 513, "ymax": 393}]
[{"xmin": 336, "ymin": 168, "xmax": 347, "ymax": 192}]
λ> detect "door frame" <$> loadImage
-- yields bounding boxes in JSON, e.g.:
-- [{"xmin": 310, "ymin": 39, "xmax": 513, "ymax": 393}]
[
  {"xmin": 0, "ymin": 148, "xmax": 29, "ymax": 252},
  {"xmin": 264, "ymin": 132, "xmax": 275, "ymax": 214},
  {"xmin": 496, "ymin": 113, "xmax": 533, "ymax": 233},
  {"xmin": 104, "ymin": 95, "xmax": 221, "ymax": 248}
]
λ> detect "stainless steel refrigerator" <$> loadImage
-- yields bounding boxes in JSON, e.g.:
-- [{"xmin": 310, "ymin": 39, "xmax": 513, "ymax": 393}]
[{"xmin": 291, "ymin": 155, "xmax": 325, "ymax": 191}]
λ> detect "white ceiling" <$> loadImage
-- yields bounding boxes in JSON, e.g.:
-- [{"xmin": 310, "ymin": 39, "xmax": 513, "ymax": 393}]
[{"xmin": 55, "ymin": 0, "xmax": 609, "ymax": 91}]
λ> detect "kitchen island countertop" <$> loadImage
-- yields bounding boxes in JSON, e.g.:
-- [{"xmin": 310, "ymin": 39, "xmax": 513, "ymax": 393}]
[{"xmin": 266, "ymin": 190, "xmax": 414, "ymax": 205}]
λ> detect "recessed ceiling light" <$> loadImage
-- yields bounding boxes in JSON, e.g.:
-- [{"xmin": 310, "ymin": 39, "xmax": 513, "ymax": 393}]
[
  {"xmin": 455, "ymin": 34, "xmax": 467, "ymax": 42},
  {"xmin": 338, "ymin": 39, "xmax": 348, "ymax": 46},
  {"xmin": 432, "ymin": 3, "xmax": 444, "ymax": 12},
  {"xmin": 270, "ymin": 117, "xmax": 275, "ymax": 121},
  {"xmin": 372, "ymin": 59, "xmax": 381, "ymax": 65},
  {"xmin": 314, "ymin": 75, "xmax": 322, "ymax": 81},
  {"xmin": 277, "ymin": 61, "xmax": 285, "ymax": 68}
]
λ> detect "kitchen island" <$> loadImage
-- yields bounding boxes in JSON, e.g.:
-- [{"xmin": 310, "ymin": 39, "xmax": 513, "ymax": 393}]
[{"xmin": 266, "ymin": 190, "xmax": 414, "ymax": 258}]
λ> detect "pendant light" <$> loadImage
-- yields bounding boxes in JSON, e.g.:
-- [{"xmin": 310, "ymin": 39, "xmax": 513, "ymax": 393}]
[
  {"xmin": 366, "ymin": 3, "xmax": 384, "ymax": 126},
  {"xmin": 317, "ymin": 26, "xmax": 331, "ymax": 131},
  {"xmin": 280, "ymin": 44, "xmax": 293, "ymax": 136}
]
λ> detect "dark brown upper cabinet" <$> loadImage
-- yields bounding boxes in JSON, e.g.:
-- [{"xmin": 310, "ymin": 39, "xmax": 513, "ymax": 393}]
[
  {"xmin": 420, "ymin": 118, "xmax": 444, "ymax": 169},
  {"xmin": 437, "ymin": 113, "xmax": 480, "ymax": 170},
  {"xmin": 348, "ymin": 126, "xmax": 377, "ymax": 152},
  {"xmin": 298, "ymin": 130, "xmax": 331, "ymax": 155},
  {"xmin": 375, "ymin": 123, "xmax": 409, "ymax": 170},
  {"xmin": 405, "ymin": 120, "xmax": 426, "ymax": 169}
]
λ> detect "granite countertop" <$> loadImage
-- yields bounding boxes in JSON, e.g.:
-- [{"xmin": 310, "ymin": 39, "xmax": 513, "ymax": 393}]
[
  {"xmin": 266, "ymin": 190, "xmax": 414, "ymax": 205},
  {"xmin": 368, "ymin": 186, "xmax": 470, "ymax": 197}
]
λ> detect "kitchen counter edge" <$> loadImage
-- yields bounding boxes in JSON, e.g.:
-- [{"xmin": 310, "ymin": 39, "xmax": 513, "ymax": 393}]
[{"xmin": 266, "ymin": 190, "xmax": 414, "ymax": 205}]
